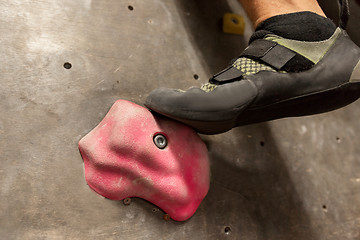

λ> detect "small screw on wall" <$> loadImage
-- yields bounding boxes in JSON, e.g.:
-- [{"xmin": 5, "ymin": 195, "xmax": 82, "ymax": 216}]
[
  {"xmin": 123, "ymin": 198, "xmax": 131, "ymax": 205},
  {"xmin": 163, "ymin": 214, "xmax": 170, "ymax": 221}
]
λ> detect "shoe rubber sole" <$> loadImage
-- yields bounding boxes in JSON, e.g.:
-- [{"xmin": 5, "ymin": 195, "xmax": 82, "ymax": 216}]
[{"xmin": 170, "ymin": 81, "xmax": 360, "ymax": 134}]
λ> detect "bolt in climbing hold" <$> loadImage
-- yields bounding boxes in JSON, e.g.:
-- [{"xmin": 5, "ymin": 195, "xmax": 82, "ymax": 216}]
[{"xmin": 153, "ymin": 134, "xmax": 167, "ymax": 149}]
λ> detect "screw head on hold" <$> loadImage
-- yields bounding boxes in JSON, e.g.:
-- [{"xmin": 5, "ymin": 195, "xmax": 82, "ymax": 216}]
[
  {"xmin": 231, "ymin": 17, "xmax": 239, "ymax": 24},
  {"xmin": 153, "ymin": 134, "xmax": 168, "ymax": 149}
]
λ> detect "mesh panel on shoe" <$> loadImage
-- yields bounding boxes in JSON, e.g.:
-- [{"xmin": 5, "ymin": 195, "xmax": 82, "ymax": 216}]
[
  {"xmin": 200, "ymin": 57, "xmax": 276, "ymax": 92},
  {"xmin": 232, "ymin": 57, "xmax": 276, "ymax": 75},
  {"xmin": 200, "ymin": 83, "xmax": 218, "ymax": 92}
]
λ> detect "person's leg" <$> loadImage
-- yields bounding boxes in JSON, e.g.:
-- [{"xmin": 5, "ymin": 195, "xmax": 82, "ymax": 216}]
[
  {"xmin": 238, "ymin": 0, "xmax": 336, "ymax": 43},
  {"xmin": 238, "ymin": 0, "xmax": 325, "ymax": 28}
]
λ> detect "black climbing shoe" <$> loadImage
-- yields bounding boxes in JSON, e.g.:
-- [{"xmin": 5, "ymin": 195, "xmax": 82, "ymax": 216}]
[{"xmin": 145, "ymin": 0, "xmax": 360, "ymax": 134}]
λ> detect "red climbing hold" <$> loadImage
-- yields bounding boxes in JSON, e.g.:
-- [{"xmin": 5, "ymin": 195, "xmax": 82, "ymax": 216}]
[{"xmin": 78, "ymin": 100, "xmax": 210, "ymax": 221}]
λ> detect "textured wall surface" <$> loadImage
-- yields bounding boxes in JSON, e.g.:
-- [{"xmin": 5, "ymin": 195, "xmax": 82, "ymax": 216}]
[{"xmin": 0, "ymin": 0, "xmax": 359, "ymax": 239}]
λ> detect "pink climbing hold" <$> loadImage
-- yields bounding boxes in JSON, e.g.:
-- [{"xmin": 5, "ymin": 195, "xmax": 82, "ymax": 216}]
[{"xmin": 78, "ymin": 100, "xmax": 210, "ymax": 221}]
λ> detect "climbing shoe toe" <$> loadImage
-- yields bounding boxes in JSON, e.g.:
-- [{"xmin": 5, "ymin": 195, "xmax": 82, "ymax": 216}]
[{"xmin": 145, "ymin": 80, "xmax": 258, "ymax": 134}]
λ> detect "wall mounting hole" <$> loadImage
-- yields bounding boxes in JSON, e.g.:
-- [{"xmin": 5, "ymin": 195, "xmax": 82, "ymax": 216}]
[
  {"xmin": 63, "ymin": 62, "xmax": 72, "ymax": 69},
  {"xmin": 336, "ymin": 137, "xmax": 340, "ymax": 142},
  {"xmin": 128, "ymin": 5, "xmax": 134, "ymax": 11},
  {"xmin": 323, "ymin": 205, "xmax": 327, "ymax": 209},
  {"xmin": 152, "ymin": 208, "xmax": 158, "ymax": 212},
  {"xmin": 193, "ymin": 74, "xmax": 199, "ymax": 80},
  {"xmin": 260, "ymin": 141, "xmax": 265, "ymax": 147},
  {"xmin": 224, "ymin": 226, "xmax": 231, "ymax": 235}
]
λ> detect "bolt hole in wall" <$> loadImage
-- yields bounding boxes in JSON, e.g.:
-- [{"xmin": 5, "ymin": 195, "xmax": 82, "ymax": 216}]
[
  {"xmin": 193, "ymin": 74, "xmax": 199, "ymax": 80},
  {"xmin": 128, "ymin": 5, "xmax": 134, "ymax": 11},
  {"xmin": 259, "ymin": 141, "xmax": 265, "ymax": 147},
  {"xmin": 224, "ymin": 226, "xmax": 231, "ymax": 235},
  {"xmin": 63, "ymin": 62, "xmax": 72, "ymax": 69}
]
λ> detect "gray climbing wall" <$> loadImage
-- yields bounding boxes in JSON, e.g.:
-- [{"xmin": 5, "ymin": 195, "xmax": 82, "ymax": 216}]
[{"xmin": 1, "ymin": 0, "xmax": 360, "ymax": 239}]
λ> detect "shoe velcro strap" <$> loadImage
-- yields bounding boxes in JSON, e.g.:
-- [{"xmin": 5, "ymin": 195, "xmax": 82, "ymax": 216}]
[
  {"xmin": 241, "ymin": 39, "xmax": 297, "ymax": 70},
  {"xmin": 209, "ymin": 66, "xmax": 243, "ymax": 85},
  {"xmin": 209, "ymin": 39, "xmax": 312, "ymax": 84}
]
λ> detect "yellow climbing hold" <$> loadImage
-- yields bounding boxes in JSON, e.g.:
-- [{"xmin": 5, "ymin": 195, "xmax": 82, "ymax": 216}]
[{"xmin": 223, "ymin": 13, "xmax": 245, "ymax": 35}]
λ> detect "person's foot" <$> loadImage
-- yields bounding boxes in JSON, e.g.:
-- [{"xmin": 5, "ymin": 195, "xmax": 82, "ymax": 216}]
[{"xmin": 145, "ymin": 12, "xmax": 360, "ymax": 134}]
